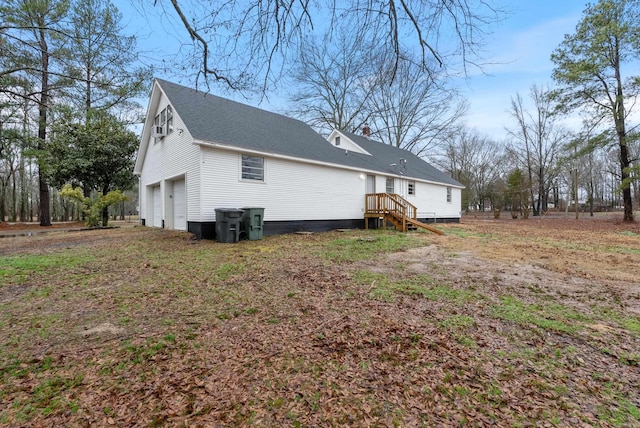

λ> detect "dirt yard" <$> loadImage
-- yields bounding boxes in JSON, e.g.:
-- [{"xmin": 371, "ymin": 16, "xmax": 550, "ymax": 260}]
[{"xmin": 0, "ymin": 216, "xmax": 638, "ymax": 426}]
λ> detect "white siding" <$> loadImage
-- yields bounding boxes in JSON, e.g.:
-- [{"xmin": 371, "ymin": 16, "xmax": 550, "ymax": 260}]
[
  {"xmin": 195, "ymin": 145, "xmax": 462, "ymax": 222},
  {"xmin": 152, "ymin": 185, "xmax": 162, "ymax": 227},
  {"xmin": 199, "ymin": 147, "xmax": 368, "ymax": 221},
  {"xmin": 366, "ymin": 175, "xmax": 375, "ymax": 193},
  {"xmin": 369, "ymin": 175, "xmax": 461, "ymax": 219},
  {"xmin": 138, "ymin": 90, "xmax": 201, "ymax": 228},
  {"xmin": 411, "ymin": 181, "xmax": 461, "ymax": 219},
  {"xmin": 172, "ymin": 178, "xmax": 186, "ymax": 230}
]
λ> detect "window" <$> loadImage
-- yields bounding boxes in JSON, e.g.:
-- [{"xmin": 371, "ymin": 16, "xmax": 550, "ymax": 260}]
[
  {"xmin": 241, "ymin": 155, "xmax": 264, "ymax": 181},
  {"xmin": 154, "ymin": 105, "xmax": 174, "ymax": 136},
  {"xmin": 166, "ymin": 105, "xmax": 173, "ymax": 131},
  {"xmin": 335, "ymin": 136, "xmax": 340, "ymax": 146},
  {"xmin": 153, "ymin": 114, "xmax": 161, "ymax": 143},
  {"xmin": 386, "ymin": 177, "xmax": 394, "ymax": 194},
  {"xmin": 408, "ymin": 181, "xmax": 415, "ymax": 196},
  {"xmin": 446, "ymin": 186, "xmax": 452, "ymax": 203}
]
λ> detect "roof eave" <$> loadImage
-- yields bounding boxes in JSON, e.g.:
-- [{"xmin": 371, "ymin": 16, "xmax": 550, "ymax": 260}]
[
  {"xmin": 133, "ymin": 79, "xmax": 164, "ymax": 175},
  {"xmin": 194, "ymin": 138, "xmax": 461, "ymax": 187}
]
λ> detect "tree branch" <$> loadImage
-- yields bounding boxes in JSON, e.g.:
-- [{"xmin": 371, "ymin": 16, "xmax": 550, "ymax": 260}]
[{"xmin": 167, "ymin": 0, "xmax": 237, "ymax": 89}]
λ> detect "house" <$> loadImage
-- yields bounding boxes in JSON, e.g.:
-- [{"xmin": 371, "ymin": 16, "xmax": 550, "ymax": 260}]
[{"xmin": 134, "ymin": 79, "xmax": 463, "ymax": 239}]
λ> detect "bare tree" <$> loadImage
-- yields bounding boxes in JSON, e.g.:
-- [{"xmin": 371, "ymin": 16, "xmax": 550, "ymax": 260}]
[
  {"xmin": 287, "ymin": 29, "xmax": 379, "ymax": 134},
  {"xmin": 288, "ymin": 27, "xmax": 467, "ymax": 154},
  {"xmin": 369, "ymin": 55, "xmax": 467, "ymax": 156},
  {"xmin": 559, "ymin": 117, "xmax": 609, "ymax": 217},
  {"xmin": 436, "ymin": 128, "xmax": 504, "ymax": 212},
  {"xmin": 156, "ymin": 0, "xmax": 502, "ymax": 91},
  {"xmin": 506, "ymin": 85, "xmax": 566, "ymax": 216}
]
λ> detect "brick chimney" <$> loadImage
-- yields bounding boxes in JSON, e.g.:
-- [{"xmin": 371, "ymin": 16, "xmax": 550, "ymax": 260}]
[{"xmin": 362, "ymin": 125, "xmax": 371, "ymax": 137}]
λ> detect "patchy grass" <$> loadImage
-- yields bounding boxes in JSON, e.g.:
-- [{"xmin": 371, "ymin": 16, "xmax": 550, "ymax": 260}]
[
  {"xmin": 0, "ymin": 253, "xmax": 92, "ymax": 286},
  {"xmin": 490, "ymin": 295, "xmax": 590, "ymax": 333},
  {"xmin": 322, "ymin": 231, "xmax": 423, "ymax": 262},
  {"xmin": 0, "ymin": 219, "xmax": 639, "ymax": 426},
  {"xmin": 353, "ymin": 270, "xmax": 477, "ymax": 303}
]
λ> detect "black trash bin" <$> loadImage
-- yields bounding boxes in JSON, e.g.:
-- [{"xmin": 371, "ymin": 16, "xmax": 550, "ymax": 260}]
[
  {"xmin": 241, "ymin": 207, "xmax": 265, "ymax": 240},
  {"xmin": 215, "ymin": 208, "xmax": 244, "ymax": 243}
]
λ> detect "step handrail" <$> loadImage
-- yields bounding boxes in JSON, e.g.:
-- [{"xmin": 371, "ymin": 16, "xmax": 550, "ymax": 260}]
[{"xmin": 365, "ymin": 193, "xmax": 417, "ymax": 220}]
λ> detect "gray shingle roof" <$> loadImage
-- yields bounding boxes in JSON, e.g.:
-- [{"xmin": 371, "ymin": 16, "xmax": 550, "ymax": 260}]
[
  {"xmin": 157, "ymin": 79, "xmax": 462, "ymax": 187},
  {"xmin": 339, "ymin": 130, "xmax": 463, "ymax": 187}
]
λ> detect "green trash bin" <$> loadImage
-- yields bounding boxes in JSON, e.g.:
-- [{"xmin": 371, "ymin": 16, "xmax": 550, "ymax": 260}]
[
  {"xmin": 215, "ymin": 208, "xmax": 244, "ymax": 243},
  {"xmin": 241, "ymin": 207, "xmax": 265, "ymax": 240}
]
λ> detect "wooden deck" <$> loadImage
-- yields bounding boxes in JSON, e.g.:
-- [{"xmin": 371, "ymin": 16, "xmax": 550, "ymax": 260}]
[{"xmin": 364, "ymin": 193, "xmax": 444, "ymax": 235}]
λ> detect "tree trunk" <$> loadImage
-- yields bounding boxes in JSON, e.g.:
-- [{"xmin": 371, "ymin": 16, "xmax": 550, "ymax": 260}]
[
  {"xmin": 20, "ymin": 102, "xmax": 29, "ymax": 222},
  {"xmin": 619, "ymin": 138, "xmax": 633, "ymax": 221},
  {"xmin": 0, "ymin": 181, "xmax": 5, "ymax": 222},
  {"xmin": 574, "ymin": 169, "xmax": 579, "ymax": 220},
  {"xmin": 589, "ymin": 178, "xmax": 594, "ymax": 217},
  {"xmin": 38, "ymin": 23, "xmax": 51, "ymax": 226},
  {"xmin": 11, "ymin": 169, "xmax": 17, "ymax": 221},
  {"xmin": 612, "ymin": 36, "xmax": 634, "ymax": 222},
  {"xmin": 615, "ymin": 101, "xmax": 633, "ymax": 222},
  {"xmin": 534, "ymin": 166, "xmax": 544, "ymax": 216},
  {"xmin": 39, "ymin": 175, "xmax": 51, "ymax": 226},
  {"xmin": 102, "ymin": 186, "xmax": 109, "ymax": 226}
]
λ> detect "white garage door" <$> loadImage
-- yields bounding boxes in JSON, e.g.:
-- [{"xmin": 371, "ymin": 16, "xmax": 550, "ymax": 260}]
[
  {"xmin": 173, "ymin": 179, "xmax": 186, "ymax": 230},
  {"xmin": 152, "ymin": 185, "xmax": 162, "ymax": 227}
]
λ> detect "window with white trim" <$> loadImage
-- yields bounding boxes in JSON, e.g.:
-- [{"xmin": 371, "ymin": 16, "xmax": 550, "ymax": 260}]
[
  {"xmin": 335, "ymin": 136, "xmax": 340, "ymax": 146},
  {"xmin": 241, "ymin": 155, "xmax": 264, "ymax": 181},
  {"xmin": 408, "ymin": 181, "xmax": 415, "ymax": 196},
  {"xmin": 386, "ymin": 177, "xmax": 394, "ymax": 194},
  {"xmin": 446, "ymin": 186, "xmax": 452, "ymax": 203},
  {"xmin": 154, "ymin": 105, "xmax": 174, "ymax": 136},
  {"xmin": 166, "ymin": 105, "xmax": 173, "ymax": 132}
]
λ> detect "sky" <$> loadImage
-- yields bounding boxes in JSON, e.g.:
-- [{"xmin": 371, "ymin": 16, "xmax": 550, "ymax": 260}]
[
  {"xmin": 458, "ymin": 1, "xmax": 591, "ymax": 140},
  {"xmin": 117, "ymin": 0, "xmax": 592, "ymax": 141}
]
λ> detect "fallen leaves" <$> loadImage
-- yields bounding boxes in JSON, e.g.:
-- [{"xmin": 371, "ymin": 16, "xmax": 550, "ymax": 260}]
[{"xmin": 0, "ymin": 219, "xmax": 639, "ymax": 426}]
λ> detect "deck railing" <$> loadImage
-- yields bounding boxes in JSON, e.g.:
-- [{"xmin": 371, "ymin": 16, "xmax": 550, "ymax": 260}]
[
  {"xmin": 364, "ymin": 193, "xmax": 443, "ymax": 235},
  {"xmin": 365, "ymin": 193, "xmax": 417, "ymax": 219},
  {"xmin": 365, "ymin": 193, "xmax": 417, "ymax": 231},
  {"xmin": 364, "ymin": 193, "xmax": 444, "ymax": 235}
]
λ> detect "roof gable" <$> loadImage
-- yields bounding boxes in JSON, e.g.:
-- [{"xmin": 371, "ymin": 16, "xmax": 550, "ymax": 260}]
[
  {"xmin": 156, "ymin": 79, "xmax": 334, "ymax": 162},
  {"xmin": 327, "ymin": 129, "xmax": 372, "ymax": 155},
  {"xmin": 336, "ymin": 130, "xmax": 463, "ymax": 187}
]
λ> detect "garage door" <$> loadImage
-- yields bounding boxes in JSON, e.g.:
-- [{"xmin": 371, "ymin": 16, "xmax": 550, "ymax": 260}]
[
  {"xmin": 173, "ymin": 179, "xmax": 186, "ymax": 230},
  {"xmin": 152, "ymin": 185, "xmax": 162, "ymax": 227}
]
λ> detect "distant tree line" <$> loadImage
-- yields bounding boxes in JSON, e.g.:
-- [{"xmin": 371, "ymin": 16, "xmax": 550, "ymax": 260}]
[{"xmin": 443, "ymin": 0, "xmax": 640, "ymax": 220}]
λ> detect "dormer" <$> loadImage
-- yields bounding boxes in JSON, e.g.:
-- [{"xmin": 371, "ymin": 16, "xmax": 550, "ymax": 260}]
[{"xmin": 327, "ymin": 129, "xmax": 372, "ymax": 156}]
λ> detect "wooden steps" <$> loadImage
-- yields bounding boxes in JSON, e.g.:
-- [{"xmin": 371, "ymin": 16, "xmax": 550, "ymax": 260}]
[
  {"xmin": 404, "ymin": 216, "xmax": 445, "ymax": 235},
  {"xmin": 364, "ymin": 193, "xmax": 444, "ymax": 235}
]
